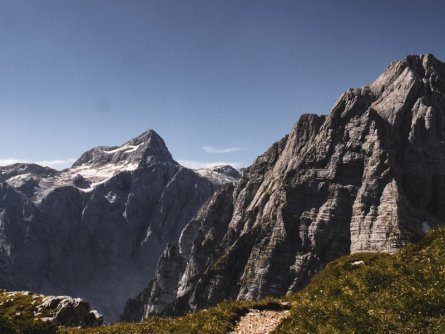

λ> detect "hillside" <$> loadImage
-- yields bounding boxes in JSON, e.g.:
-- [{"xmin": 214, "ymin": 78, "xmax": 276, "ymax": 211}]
[{"xmin": 55, "ymin": 227, "xmax": 445, "ymax": 334}]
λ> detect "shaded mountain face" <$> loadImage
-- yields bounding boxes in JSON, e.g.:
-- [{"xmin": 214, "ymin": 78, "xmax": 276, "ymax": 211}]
[
  {"xmin": 0, "ymin": 130, "xmax": 232, "ymax": 321},
  {"xmin": 122, "ymin": 54, "xmax": 445, "ymax": 321}
]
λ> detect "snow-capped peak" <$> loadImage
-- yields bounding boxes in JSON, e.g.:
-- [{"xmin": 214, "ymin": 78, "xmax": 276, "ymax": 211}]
[{"xmin": 2, "ymin": 129, "xmax": 177, "ymax": 201}]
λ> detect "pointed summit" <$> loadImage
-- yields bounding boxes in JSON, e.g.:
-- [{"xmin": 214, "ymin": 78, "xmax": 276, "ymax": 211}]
[
  {"xmin": 128, "ymin": 129, "xmax": 176, "ymax": 166},
  {"xmin": 72, "ymin": 129, "xmax": 176, "ymax": 168},
  {"xmin": 330, "ymin": 53, "xmax": 445, "ymax": 126},
  {"xmin": 1, "ymin": 130, "xmax": 180, "ymax": 200},
  {"xmin": 128, "ymin": 129, "xmax": 165, "ymax": 146},
  {"xmin": 369, "ymin": 53, "xmax": 445, "ymax": 98}
]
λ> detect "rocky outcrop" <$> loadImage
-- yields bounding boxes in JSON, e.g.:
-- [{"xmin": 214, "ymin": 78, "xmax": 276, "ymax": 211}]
[
  {"xmin": 0, "ymin": 290, "xmax": 103, "ymax": 327},
  {"xmin": 37, "ymin": 295, "xmax": 103, "ymax": 326},
  {"xmin": 122, "ymin": 54, "xmax": 445, "ymax": 320},
  {"xmin": 0, "ymin": 130, "xmax": 227, "ymax": 321}
]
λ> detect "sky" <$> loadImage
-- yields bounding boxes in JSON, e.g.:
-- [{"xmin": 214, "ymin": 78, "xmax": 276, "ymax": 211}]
[{"xmin": 0, "ymin": 0, "xmax": 445, "ymax": 170}]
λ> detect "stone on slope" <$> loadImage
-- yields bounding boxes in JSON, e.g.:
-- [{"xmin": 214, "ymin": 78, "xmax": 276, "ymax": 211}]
[{"xmin": 37, "ymin": 295, "xmax": 103, "ymax": 326}]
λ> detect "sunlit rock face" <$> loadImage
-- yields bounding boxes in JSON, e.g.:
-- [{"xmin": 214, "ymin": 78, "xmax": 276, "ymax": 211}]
[
  {"xmin": 0, "ymin": 130, "xmax": 230, "ymax": 321},
  {"xmin": 122, "ymin": 54, "xmax": 445, "ymax": 321}
]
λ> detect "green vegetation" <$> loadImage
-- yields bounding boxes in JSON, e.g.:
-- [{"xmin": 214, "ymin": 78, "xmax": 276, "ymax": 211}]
[
  {"xmin": 274, "ymin": 227, "xmax": 445, "ymax": 334},
  {"xmin": 3, "ymin": 228, "xmax": 445, "ymax": 333},
  {"xmin": 60, "ymin": 298, "xmax": 285, "ymax": 334}
]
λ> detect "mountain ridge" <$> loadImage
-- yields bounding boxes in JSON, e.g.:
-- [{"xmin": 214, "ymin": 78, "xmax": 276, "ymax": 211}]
[
  {"xmin": 122, "ymin": 53, "xmax": 445, "ymax": 320},
  {"xmin": 0, "ymin": 129, "xmax": 240, "ymax": 321}
]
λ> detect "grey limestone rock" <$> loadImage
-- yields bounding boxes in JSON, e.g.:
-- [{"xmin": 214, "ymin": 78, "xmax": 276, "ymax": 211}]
[
  {"xmin": 122, "ymin": 54, "xmax": 445, "ymax": 320},
  {"xmin": 37, "ymin": 295, "xmax": 103, "ymax": 326}
]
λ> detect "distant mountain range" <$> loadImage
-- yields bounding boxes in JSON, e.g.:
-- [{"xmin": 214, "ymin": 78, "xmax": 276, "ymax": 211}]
[
  {"xmin": 0, "ymin": 129, "xmax": 240, "ymax": 321},
  {"xmin": 121, "ymin": 54, "xmax": 445, "ymax": 321}
]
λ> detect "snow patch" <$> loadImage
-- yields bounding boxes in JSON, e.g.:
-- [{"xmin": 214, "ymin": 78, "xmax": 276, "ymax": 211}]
[
  {"xmin": 7, "ymin": 173, "xmax": 32, "ymax": 182},
  {"xmin": 351, "ymin": 260, "xmax": 365, "ymax": 266},
  {"xmin": 23, "ymin": 161, "xmax": 140, "ymax": 200},
  {"xmin": 69, "ymin": 162, "xmax": 138, "ymax": 180},
  {"xmin": 421, "ymin": 221, "xmax": 431, "ymax": 233},
  {"xmin": 103, "ymin": 144, "xmax": 141, "ymax": 155},
  {"xmin": 105, "ymin": 191, "xmax": 117, "ymax": 204},
  {"xmin": 141, "ymin": 226, "xmax": 153, "ymax": 245},
  {"xmin": 60, "ymin": 162, "xmax": 139, "ymax": 193},
  {"xmin": 5, "ymin": 173, "xmax": 35, "ymax": 188},
  {"xmin": 195, "ymin": 168, "xmax": 238, "ymax": 185}
]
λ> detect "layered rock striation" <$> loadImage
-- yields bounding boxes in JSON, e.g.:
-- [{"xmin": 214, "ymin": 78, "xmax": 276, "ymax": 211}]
[{"xmin": 122, "ymin": 54, "xmax": 445, "ymax": 320}]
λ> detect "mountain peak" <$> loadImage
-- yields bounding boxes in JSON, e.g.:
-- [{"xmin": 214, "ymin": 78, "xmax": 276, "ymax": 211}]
[
  {"xmin": 369, "ymin": 53, "xmax": 445, "ymax": 96},
  {"xmin": 2, "ymin": 130, "xmax": 178, "ymax": 200},
  {"xmin": 72, "ymin": 129, "xmax": 175, "ymax": 169},
  {"xmin": 128, "ymin": 129, "xmax": 162, "ymax": 145},
  {"xmin": 405, "ymin": 53, "xmax": 440, "ymax": 68}
]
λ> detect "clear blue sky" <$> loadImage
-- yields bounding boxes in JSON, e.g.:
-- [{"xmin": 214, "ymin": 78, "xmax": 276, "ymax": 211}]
[{"xmin": 1, "ymin": 0, "xmax": 444, "ymax": 169}]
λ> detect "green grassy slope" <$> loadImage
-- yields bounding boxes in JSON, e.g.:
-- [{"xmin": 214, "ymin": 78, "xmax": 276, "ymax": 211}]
[
  {"xmin": 60, "ymin": 298, "xmax": 286, "ymax": 334},
  {"xmin": 274, "ymin": 228, "xmax": 445, "ymax": 334}
]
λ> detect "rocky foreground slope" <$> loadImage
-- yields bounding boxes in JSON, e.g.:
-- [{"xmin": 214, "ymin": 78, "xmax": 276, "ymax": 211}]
[
  {"xmin": 122, "ymin": 54, "xmax": 445, "ymax": 320},
  {"xmin": 0, "ymin": 130, "xmax": 239, "ymax": 321}
]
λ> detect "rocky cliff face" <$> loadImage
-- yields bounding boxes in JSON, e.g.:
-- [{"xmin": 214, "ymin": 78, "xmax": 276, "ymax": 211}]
[
  {"xmin": 122, "ymin": 54, "xmax": 445, "ymax": 320},
  {"xmin": 0, "ymin": 130, "xmax": 237, "ymax": 321}
]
